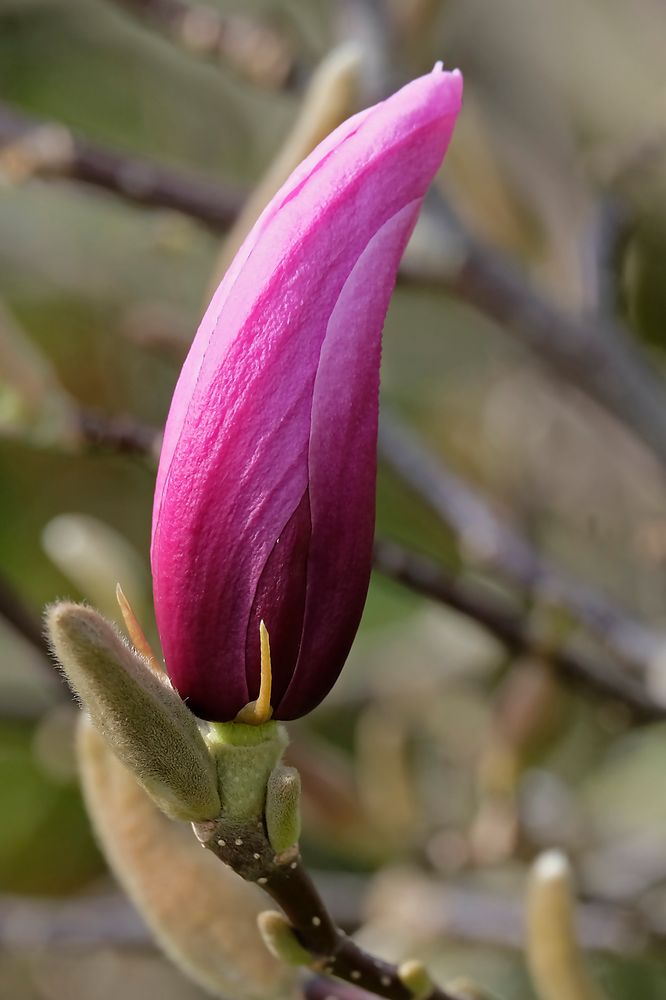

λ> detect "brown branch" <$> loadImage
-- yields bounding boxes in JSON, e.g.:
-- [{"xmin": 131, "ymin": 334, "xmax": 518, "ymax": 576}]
[
  {"xmin": 113, "ymin": 0, "xmax": 304, "ymax": 91},
  {"xmin": 0, "ymin": 102, "xmax": 244, "ymax": 230},
  {"xmin": 401, "ymin": 195, "xmax": 666, "ymax": 475},
  {"xmin": 372, "ymin": 538, "xmax": 666, "ymax": 722},
  {"xmin": 194, "ymin": 820, "xmax": 463, "ymax": 1000},
  {"xmin": 378, "ymin": 410, "xmax": 665, "ymax": 672}
]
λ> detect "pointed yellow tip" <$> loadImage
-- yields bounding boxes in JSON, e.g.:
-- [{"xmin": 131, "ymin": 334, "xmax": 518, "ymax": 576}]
[
  {"xmin": 235, "ymin": 620, "xmax": 273, "ymax": 725},
  {"xmin": 116, "ymin": 582, "xmax": 161, "ymax": 674},
  {"xmin": 257, "ymin": 620, "xmax": 273, "ymax": 722}
]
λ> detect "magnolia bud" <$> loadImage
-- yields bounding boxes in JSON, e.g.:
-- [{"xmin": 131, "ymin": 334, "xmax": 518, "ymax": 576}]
[{"xmin": 152, "ymin": 65, "xmax": 462, "ymax": 723}]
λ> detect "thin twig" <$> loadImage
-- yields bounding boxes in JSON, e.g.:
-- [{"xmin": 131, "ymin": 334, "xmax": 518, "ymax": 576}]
[
  {"xmin": 0, "ymin": 102, "xmax": 244, "ymax": 230},
  {"xmin": 378, "ymin": 411, "xmax": 666, "ymax": 671},
  {"xmin": 113, "ymin": 0, "xmax": 304, "ymax": 90},
  {"xmin": 372, "ymin": 539, "xmax": 666, "ymax": 722}
]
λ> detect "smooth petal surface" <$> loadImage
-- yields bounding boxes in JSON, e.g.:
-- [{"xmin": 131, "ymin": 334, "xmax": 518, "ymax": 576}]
[{"xmin": 152, "ymin": 66, "xmax": 463, "ymax": 720}]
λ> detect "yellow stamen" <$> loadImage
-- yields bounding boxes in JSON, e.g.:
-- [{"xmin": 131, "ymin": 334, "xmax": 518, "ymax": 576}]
[
  {"xmin": 116, "ymin": 583, "xmax": 162, "ymax": 674},
  {"xmin": 235, "ymin": 620, "xmax": 273, "ymax": 725}
]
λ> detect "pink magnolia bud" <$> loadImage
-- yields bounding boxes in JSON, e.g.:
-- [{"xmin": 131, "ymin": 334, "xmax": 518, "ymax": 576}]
[{"xmin": 152, "ymin": 65, "xmax": 462, "ymax": 721}]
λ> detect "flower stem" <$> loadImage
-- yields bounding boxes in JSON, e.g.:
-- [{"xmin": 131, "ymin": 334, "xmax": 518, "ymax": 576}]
[{"xmin": 194, "ymin": 820, "xmax": 464, "ymax": 1000}]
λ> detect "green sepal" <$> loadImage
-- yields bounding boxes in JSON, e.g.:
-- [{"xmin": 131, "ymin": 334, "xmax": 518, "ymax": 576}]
[
  {"xmin": 46, "ymin": 601, "xmax": 221, "ymax": 822},
  {"xmin": 206, "ymin": 721, "xmax": 288, "ymax": 823}
]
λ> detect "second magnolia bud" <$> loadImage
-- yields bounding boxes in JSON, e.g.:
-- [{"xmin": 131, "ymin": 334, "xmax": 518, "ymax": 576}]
[{"xmin": 46, "ymin": 602, "xmax": 221, "ymax": 822}]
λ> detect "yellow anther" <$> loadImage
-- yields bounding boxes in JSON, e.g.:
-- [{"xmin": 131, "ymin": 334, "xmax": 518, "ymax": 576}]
[
  {"xmin": 236, "ymin": 620, "xmax": 273, "ymax": 725},
  {"xmin": 116, "ymin": 583, "xmax": 162, "ymax": 674}
]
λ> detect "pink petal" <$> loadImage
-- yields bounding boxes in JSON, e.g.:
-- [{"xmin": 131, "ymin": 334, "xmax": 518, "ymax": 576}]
[{"xmin": 151, "ymin": 66, "xmax": 463, "ymax": 720}]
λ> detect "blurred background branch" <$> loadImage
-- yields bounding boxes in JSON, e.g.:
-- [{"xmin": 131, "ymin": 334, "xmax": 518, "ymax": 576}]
[
  {"xmin": 372, "ymin": 539, "xmax": 666, "ymax": 722},
  {"xmin": 378, "ymin": 412, "xmax": 665, "ymax": 668},
  {"xmin": 0, "ymin": 102, "xmax": 245, "ymax": 230},
  {"xmin": 401, "ymin": 195, "xmax": 666, "ymax": 476}
]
